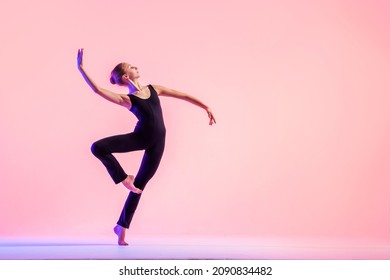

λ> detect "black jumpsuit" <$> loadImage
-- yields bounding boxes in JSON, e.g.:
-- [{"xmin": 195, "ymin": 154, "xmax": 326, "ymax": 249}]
[{"xmin": 91, "ymin": 84, "xmax": 166, "ymax": 229}]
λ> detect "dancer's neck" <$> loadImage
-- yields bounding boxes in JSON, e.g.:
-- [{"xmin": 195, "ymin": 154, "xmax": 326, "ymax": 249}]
[{"xmin": 127, "ymin": 79, "xmax": 145, "ymax": 94}]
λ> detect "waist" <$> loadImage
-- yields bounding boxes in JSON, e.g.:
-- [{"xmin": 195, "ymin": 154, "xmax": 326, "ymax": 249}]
[{"xmin": 134, "ymin": 121, "xmax": 166, "ymax": 134}]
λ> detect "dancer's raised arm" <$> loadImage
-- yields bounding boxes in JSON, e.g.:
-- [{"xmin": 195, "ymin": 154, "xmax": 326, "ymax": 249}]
[
  {"xmin": 153, "ymin": 84, "xmax": 216, "ymax": 125},
  {"xmin": 77, "ymin": 48, "xmax": 131, "ymax": 109}
]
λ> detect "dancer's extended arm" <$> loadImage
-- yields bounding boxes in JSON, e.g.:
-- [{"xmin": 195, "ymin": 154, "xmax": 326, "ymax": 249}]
[
  {"xmin": 153, "ymin": 84, "xmax": 216, "ymax": 125},
  {"xmin": 77, "ymin": 48, "xmax": 131, "ymax": 108}
]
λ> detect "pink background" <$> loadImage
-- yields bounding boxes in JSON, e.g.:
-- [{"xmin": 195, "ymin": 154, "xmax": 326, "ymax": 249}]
[{"xmin": 1, "ymin": 0, "xmax": 390, "ymax": 245}]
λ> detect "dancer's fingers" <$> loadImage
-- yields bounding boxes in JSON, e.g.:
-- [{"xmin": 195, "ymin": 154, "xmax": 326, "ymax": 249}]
[{"xmin": 208, "ymin": 112, "xmax": 216, "ymax": 125}]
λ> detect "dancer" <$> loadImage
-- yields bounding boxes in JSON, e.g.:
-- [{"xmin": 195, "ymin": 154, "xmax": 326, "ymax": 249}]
[{"xmin": 77, "ymin": 49, "xmax": 216, "ymax": 245}]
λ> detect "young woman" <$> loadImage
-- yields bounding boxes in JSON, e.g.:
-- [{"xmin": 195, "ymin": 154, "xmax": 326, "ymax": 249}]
[{"xmin": 77, "ymin": 49, "xmax": 216, "ymax": 245}]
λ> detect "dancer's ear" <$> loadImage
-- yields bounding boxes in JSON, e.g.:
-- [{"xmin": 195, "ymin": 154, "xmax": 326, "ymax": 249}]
[{"xmin": 122, "ymin": 74, "xmax": 129, "ymax": 83}]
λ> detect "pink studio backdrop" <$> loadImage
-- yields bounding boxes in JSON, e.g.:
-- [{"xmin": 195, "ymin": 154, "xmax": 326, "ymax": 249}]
[{"xmin": 1, "ymin": 0, "xmax": 390, "ymax": 244}]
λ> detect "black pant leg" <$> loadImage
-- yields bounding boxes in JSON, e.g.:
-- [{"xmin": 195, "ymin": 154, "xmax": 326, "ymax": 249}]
[
  {"xmin": 117, "ymin": 138, "xmax": 165, "ymax": 228},
  {"xmin": 91, "ymin": 132, "xmax": 146, "ymax": 184}
]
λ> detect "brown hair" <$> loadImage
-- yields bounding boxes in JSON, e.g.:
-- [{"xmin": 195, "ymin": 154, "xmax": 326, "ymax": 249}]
[{"xmin": 110, "ymin": 63, "xmax": 126, "ymax": 85}]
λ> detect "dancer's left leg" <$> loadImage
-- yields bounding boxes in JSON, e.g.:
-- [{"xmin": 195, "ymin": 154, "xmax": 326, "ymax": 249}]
[{"xmin": 116, "ymin": 139, "xmax": 165, "ymax": 230}]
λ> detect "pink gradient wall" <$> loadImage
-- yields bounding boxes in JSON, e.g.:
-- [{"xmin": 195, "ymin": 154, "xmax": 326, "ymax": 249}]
[{"xmin": 1, "ymin": 0, "xmax": 390, "ymax": 244}]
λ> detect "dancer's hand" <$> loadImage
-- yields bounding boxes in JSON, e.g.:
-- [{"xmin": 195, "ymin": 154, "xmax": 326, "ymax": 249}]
[
  {"xmin": 206, "ymin": 107, "xmax": 216, "ymax": 125},
  {"xmin": 77, "ymin": 48, "xmax": 84, "ymax": 69}
]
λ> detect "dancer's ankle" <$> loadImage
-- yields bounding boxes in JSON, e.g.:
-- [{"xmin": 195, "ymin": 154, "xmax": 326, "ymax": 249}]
[{"xmin": 121, "ymin": 175, "xmax": 142, "ymax": 194}]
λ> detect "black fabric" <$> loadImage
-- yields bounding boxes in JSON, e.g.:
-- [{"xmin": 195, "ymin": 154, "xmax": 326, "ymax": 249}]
[{"xmin": 91, "ymin": 84, "xmax": 166, "ymax": 228}]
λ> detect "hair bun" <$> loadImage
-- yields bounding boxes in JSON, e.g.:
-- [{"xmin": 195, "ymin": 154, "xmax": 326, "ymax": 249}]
[{"xmin": 110, "ymin": 76, "xmax": 116, "ymax": 84}]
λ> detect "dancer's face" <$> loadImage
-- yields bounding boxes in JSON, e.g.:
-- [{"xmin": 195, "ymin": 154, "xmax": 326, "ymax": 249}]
[{"xmin": 123, "ymin": 63, "xmax": 140, "ymax": 82}]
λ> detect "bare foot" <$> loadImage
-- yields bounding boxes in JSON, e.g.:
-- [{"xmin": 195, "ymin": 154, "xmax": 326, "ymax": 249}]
[
  {"xmin": 113, "ymin": 225, "xmax": 128, "ymax": 246},
  {"xmin": 122, "ymin": 175, "xmax": 142, "ymax": 194}
]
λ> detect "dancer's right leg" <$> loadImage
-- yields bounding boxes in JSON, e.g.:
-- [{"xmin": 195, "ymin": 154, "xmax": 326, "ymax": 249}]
[
  {"xmin": 90, "ymin": 132, "xmax": 147, "ymax": 186},
  {"xmin": 122, "ymin": 174, "xmax": 142, "ymax": 194}
]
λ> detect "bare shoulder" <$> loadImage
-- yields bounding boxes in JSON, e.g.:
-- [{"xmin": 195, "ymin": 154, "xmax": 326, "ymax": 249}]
[
  {"xmin": 119, "ymin": 93, "xmax": 132, "ymax": 109},
  {"xmin": 150, "ymin": 84, "xmax": 165, "ymax": 95}
]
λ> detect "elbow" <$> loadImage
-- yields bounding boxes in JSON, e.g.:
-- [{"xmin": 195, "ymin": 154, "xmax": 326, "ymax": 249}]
[{"xmin": 94, "ymin": 87, "xmax": 103, "ymax": 94}]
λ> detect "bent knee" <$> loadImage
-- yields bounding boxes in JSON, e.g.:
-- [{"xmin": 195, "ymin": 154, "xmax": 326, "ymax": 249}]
[{"xmin": 91, "ymin": 141, "xmax": 106, "ymax": 157}]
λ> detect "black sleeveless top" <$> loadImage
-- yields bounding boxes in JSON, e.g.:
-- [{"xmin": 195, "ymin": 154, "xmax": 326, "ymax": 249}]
[{"xmin": 128, "ymin": 84, "xmax": 166, "ymax": 138}]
